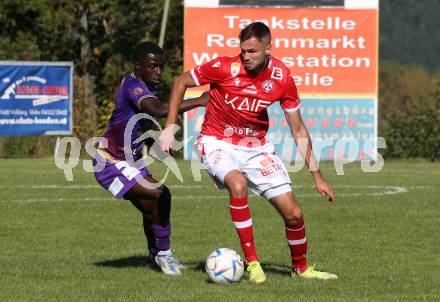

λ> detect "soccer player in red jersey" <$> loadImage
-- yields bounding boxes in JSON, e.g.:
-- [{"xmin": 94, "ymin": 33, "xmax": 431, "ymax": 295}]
[{"xmin": 161, "ymin": 22, "xmax": 337, "ymax": 283}]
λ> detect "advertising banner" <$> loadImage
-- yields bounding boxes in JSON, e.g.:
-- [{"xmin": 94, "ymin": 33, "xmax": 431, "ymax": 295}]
[
  {"xmin": 0, "ymin": 61, "xmax": 73, "ymax": 136},
  {"xmin": 183, "ymin": 1, "xmax": 379, "ymax": 160}
]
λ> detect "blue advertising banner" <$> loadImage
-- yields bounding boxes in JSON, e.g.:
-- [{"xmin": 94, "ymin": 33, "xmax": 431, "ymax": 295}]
[
  {"xmin": 184, "ymin": 98, "xmax": 377, "ymax": 161},
  {"xmin": 0, "ymin": 61, "xmax": 73, "ymax": 136}
]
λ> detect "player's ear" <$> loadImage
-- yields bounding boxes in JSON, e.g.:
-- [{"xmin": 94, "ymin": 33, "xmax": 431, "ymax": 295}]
[
  {"xmin": 265, "ymin": 44, "xmax": 272, "ymax": 55},
  {"xmin": 134, "ymin": 60, "xmax": 141, "ymax": 71}
]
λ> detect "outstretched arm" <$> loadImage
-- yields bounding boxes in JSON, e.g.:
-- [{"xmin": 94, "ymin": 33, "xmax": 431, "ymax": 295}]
[
  {"xmin": 165, "ymin": 71, "xmax": 197, "ymax": 126},
  {"xmin": 284, "ymin": 110, "xmax": 335, "ymax": 204},
  {"xmin": 138, "ymin": 88, "xmax": 208, "ymax": 118},
  {"xmin": 160, "ymin": 72, "xmax": 198, "ymax": 152}
]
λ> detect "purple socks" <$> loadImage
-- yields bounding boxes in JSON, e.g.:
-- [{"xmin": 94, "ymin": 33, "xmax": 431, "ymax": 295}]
[{"xmin": 152, "ymin": 224, "xmax": 171, "ymax": 252}]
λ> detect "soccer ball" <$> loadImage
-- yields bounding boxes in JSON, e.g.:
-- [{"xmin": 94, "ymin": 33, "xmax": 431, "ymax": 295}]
[{"xmin": 205, "ymin": 248, "xmax": 244, "ymax": 284}]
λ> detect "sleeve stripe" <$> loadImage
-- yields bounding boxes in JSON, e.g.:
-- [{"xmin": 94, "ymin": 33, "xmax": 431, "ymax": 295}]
[
  {"xmin": 282, "ymin": 103, "xmax": 301, "ymax": 113},
  {"xmin": 190, "ymin": 68, "xmax": 201, "ymax": 87},
  {"xmin": 137, "ymin": 94, "xmax": 158, "ymax": 109}
]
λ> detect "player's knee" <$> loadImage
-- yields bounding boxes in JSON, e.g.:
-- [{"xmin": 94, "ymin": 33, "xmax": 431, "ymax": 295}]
[
  {"xmin": 137, "ymin": 199, "xmax": 157, "ymax": 213},
  {"xmin": 283, "ymin": 208, "xmax": 303, "ymax": 225},
  {"xmin": 228, "ymin": 181, "xmax": 248, "ymax": 197}
]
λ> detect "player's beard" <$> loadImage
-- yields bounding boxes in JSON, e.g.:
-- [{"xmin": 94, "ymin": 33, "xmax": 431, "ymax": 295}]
[{"xmin": 244, "ymin": 56, "xmax": 268, "ymax": 74}]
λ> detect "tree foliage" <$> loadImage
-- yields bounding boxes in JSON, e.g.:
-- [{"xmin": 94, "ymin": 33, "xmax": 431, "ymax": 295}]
[
  {"xmin": 379, "ymin": 62, "xmax": 436, "ymax": 119},
  {"xmin": 0, "ymin": 0, "xmax": 183, "ymax": 157},
  {"xmin": 380, "ymin": 0, "xmax": 440, "ymax": 72}
]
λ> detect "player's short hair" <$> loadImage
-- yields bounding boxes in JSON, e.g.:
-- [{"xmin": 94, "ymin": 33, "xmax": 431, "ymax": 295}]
[
  {"xmin": 239, "ymin": 22, "xmax": 272, "ymax": 43},
  {"xmin": 134, "ymin": 42, "xmax": 164, "ymax": 62}
]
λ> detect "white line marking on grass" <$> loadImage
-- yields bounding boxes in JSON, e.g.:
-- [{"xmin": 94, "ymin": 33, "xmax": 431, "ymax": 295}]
[
  {"xmin": 170, "ymin": 185, "xmax": 203, "ymax": 189},
  {"xmin": 380, "ymin": 170, "xmax": 440, "ymax": 176},
  {"xmin": 0, "ymin": 184, "xmax": 203, "ymax": 190},
  {"xmin": 333, "ymin": 186, "xmax": 408, "ymax": 196},
  {"xmin": 0, "ymin": 183, "xmax": 431, "ymax": 192},
  {"xmin": 0, "ymin": 185, "xmax": 411, "ymax": 203},
  {"xmin": 0, "ymin": 197, "xmax": 110, "ymax": 203}
]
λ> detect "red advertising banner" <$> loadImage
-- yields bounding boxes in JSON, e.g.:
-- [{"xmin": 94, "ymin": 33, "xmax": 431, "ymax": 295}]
[{"xmin": 184, "ymin": 8, "xmax": 378, "ymax": 96}]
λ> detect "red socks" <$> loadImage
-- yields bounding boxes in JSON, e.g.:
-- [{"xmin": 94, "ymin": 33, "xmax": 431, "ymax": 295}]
[
  {"xmin": 230, "ymin": 197, "xmax": 308, "ymax": 271},
  {"xmin": 286, "ymin": 218, "xmax": 308, "ymax": 272},
  {"xmin": 229, "ymin": 197, "xmax": 258, "ymax": 263}
]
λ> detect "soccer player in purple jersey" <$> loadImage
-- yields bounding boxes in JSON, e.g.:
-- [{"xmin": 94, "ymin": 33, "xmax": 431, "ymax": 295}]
[{"xmin": 93, "ymin": 42, "xmax": 208, "ymax": 275}]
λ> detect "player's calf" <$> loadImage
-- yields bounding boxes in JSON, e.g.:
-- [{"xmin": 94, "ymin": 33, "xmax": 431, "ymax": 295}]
[{"xmin": 156, "ymin": 185, "xmax": 171, "ymax": 224}]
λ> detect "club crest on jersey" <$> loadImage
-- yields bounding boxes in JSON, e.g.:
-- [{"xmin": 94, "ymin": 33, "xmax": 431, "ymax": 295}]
[
  {"xmin": 212, "ymin": 61, "xmax": 221, "ymax": 68},
  {"xmin": 131, "ymin": 87, "xmax": 143, "ymax": 96},
  {"xmin": 230, "ymin": 62, "xmax": 241, "ymax": 77},
  {"xmin": 262, "ymin": 80, "xmax": 273, "ymax": 93}
]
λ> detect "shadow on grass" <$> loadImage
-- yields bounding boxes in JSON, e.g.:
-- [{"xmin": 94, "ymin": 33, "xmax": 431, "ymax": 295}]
[
  {"xmin": 184, "ymin": 260, "xmax": 291, "ymax": 276},
  {"xmin": 261, "ymin": 262, "xmax": 291, "ymax": 276},
  {"xmin": 93, "ymin": 255, "xmax": 160, "ymax": 272},
  {"xmin": 186, "ymin": 261, "xmax": 206, "ymax": 272},
  {"xmin": 94, "ymin": 258, "xmax": 290, "ymax": 278}
]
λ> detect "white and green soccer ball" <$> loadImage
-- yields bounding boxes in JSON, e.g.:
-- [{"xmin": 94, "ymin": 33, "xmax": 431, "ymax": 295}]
[{"xmin": 205, "ymin": 248, "xmax": 244, "ymax": 284}]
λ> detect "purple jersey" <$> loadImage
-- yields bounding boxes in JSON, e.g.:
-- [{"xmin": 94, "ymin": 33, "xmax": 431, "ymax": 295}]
[{"xmin": 101, "ymin": 73, "xmax": 158, "ymax": 161}]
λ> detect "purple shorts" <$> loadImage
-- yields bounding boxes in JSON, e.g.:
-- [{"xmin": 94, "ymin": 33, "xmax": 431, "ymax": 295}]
[{"xmin": 93, "ymin": 156, "xmax": 152, "ymax": 199}]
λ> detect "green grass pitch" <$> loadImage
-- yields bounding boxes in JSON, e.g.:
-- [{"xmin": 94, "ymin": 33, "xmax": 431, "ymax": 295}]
[{"xmin": 0, "ymin": 158, "xmax": 439, "ymax": 301}]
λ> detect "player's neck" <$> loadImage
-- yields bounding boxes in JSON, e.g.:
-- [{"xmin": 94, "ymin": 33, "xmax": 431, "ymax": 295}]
[{"xmin": 133, "ymin": 72, "xmax": 154, "ymax": 87}]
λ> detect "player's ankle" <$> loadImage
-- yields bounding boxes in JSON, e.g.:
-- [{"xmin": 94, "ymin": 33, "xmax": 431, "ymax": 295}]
[
  {"xmin": 157, "ymin": 249, "xmax": 171, "ymax": 256},
  {"xmin": 148, "ymin": 247, "xmax": 158, "ymax": 255},
  {"xmin": 293, "ymin": 266, "xmax": 308, "ymax": 274}
]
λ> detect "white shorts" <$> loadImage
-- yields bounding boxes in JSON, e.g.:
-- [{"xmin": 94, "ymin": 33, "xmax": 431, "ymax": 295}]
[{"xmin": 195, "ymin": 135, "xmax": 292, "ymax": 200}]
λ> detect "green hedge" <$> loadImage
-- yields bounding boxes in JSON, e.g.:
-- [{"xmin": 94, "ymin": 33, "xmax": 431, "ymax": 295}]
[
  {"xmin": 382, "ymin": 85, "xmax": 440, "ymax": 160},
  {"xmin": 0, "ymin": 136, "xmax": 59, "ymax": 158}
]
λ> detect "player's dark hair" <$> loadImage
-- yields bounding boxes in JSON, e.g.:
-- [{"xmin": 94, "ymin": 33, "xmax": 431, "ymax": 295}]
[
  {"xmin": 134, "ymin": 41, "xmax": 164, "ymax": 62},
  {"xmin": 239, "ymin": 22, "xmax": 271, "ymax": 43}
]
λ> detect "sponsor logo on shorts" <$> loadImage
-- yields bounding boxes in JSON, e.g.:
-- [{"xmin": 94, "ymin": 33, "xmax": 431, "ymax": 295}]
[
  {"xmin": 260, "ymin": 154, "xmax": 274, "ymax": 167},
  {"xmin": 108, "ymin": 177, "xmax": 124, "ymax": 196},
  {"xmin": 261, "ymin": 164, "xmax": 283, "ymax": 177},
  {"xmin": 260, "ymin": 153, "xmax": 282, "ymax": 176},
  {"xmin": 208, "ymin": 148, "xmax": 223, "ymax": 164}
]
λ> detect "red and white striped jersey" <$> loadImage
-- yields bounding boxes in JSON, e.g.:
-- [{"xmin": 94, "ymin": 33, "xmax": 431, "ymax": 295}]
[{"xmin": 190, "ymin": 55, "xmax": 301, "ymax": 145}]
